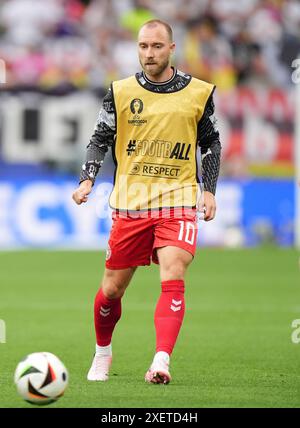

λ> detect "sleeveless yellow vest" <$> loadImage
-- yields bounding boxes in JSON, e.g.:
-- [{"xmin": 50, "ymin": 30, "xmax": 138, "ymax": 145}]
[{"xmin": 109, "ymin": 75, "xmax": 214, "ymax": 210}]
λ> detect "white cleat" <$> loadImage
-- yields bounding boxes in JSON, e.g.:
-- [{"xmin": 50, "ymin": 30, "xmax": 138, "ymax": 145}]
[
  {"xmin": 87, "ymin": 354, "xmax": 112, "ymax": 381},
  {"xmin": 145, "ymin": 352, "xmax": 171, "ymax": 384}
]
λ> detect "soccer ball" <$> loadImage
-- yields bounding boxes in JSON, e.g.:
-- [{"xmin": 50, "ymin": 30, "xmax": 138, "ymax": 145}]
[{"xmin": 14, "ymin": 352, "xmax": 68, "ymax": 405}]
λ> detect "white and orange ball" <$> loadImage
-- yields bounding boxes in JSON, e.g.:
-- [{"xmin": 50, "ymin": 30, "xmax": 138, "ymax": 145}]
[{"xmin": 14, "ymin": 352, "xmax": 68, "ymax": 405}]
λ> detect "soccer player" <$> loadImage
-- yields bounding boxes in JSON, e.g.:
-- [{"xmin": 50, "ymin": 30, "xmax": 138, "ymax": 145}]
[{"xmin": 72, "ymin": 19, "xmax": 221, "ymax": 384}]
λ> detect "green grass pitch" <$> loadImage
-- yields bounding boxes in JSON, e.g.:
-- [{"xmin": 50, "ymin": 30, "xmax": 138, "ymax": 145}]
[{"xmin": 1, "ymin": 248, "xmax": 300, "ymax": 408}]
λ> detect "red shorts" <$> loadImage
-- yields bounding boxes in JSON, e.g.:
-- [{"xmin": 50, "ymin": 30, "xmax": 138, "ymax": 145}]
[{"xmin": 105, "ymin": 208, "xmax": 198, "ymax": 269}]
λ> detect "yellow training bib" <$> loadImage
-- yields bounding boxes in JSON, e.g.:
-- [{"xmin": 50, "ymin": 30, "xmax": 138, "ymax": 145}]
[{"xmin": 109, "ymin": 74, "xmax": 214, "ymax": 210}]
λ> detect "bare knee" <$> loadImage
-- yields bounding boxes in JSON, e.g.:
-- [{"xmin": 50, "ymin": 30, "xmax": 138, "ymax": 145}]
[
  {"xmin": 160, "ymin": 259, "xmax": 187, "ymax": 281},
  {"xmin": 101, "ymin": 268, "xmax": 136, "ymax": 299},
  {"xmin": 102, "ymin": 283, "xmax": 124, "ymax": 299},
  {"xmin": 102, "ymin": 273, "xmax": 126, "ymax": 299},
  {"xmin": 158, "ymin": 247, "xmax": 193, "ymax": 281}
]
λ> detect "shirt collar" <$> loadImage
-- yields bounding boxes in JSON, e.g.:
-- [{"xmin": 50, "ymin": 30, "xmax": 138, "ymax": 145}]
[{"xmin": 142, "ymin": 67, "xmax": 176, "ymax": 86}]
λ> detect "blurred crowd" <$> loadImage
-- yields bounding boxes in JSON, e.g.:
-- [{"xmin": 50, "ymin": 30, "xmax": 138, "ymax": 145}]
[{"xmin": 0, "ymin": 0, "xmax": 300, "ymax": 92}]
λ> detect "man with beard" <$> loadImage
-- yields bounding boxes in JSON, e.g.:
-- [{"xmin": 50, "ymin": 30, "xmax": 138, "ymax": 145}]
[{"xmin": 73, "ymin": 19, "xmax": 221, "ymax": 384}]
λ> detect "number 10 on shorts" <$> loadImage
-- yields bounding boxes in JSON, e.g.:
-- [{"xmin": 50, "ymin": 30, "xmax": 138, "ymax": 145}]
[{"xmin": 178, "ymin": 221, "xmax": 196, "ymax": 245}]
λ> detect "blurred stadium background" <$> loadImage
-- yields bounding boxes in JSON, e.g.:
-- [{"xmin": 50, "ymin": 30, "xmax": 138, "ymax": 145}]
[{"xmin": 1, "ymin": 0, "xmax": 300, "ymax": 408}]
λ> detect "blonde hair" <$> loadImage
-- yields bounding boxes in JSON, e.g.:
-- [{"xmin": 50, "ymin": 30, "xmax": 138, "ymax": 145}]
[{"xmin": 140, "ymin": 19, "xmax": 173, "ymax": 42}]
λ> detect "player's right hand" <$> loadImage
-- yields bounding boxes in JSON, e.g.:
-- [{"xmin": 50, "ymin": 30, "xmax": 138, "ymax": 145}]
[
  {"xmin": 197, "ymin": 191, "xmax": 216, "ymax": 221},
  {"xmin": 72, "ymin": 180, "xmax": 93, "ymax": 205}
]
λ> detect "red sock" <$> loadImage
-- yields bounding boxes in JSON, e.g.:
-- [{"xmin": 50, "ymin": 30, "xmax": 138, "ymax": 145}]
[
  {"xmin": 154, "ymin": 280, "xmax": 185, "ymax": 355},
  {"xmin": 94, "ymin": 288, "xmax": 121, "ymax": 346}
]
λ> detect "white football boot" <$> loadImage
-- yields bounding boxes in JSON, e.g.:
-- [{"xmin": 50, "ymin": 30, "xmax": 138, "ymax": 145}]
[
  {"xmin": 145, "ymin": 351, "xmax": 171, "ymax": 384},
  {"xmin": 87, "ymin": 345, "xmax": 112, "ymax": 381}
]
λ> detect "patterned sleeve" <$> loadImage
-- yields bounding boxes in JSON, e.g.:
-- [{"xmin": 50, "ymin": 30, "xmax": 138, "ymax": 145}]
[
  {"xmin": 79, "ymin": 86, "xmax": 116, "ymax": 184},
  {"xmin": 197, "ymin": 93, "xmax": 221, "ymax": 195}
]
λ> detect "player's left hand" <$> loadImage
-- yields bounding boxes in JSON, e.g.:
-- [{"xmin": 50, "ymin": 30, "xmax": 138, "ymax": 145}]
[
  {"xmin": 72, "ymin": 180, "xmax": 93, "ymax": 205},
  {"xmin": 197, "ymin": 191, "xmax": 216, "ymax": 221}
]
